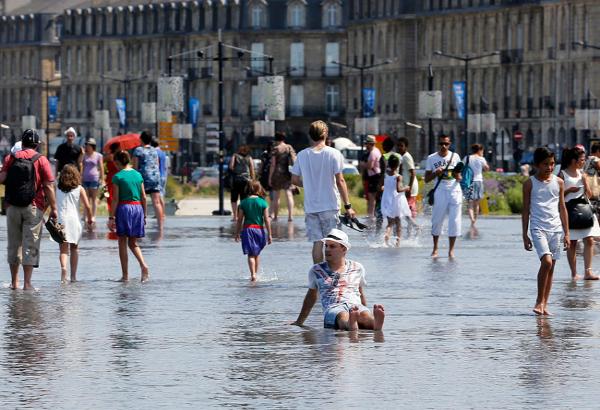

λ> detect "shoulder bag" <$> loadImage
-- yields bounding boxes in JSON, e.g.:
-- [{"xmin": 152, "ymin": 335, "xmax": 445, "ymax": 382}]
[{"xmin": 426, "ymin": 153, "xmax": 455, "ymax": 206}]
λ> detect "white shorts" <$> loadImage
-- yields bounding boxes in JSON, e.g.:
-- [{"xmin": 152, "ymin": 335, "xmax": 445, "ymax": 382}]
[
  {"xmin": 431, "ymin": 185, "xmax": 463, "ymax": 237},
  {"xmin": 530, "ymin": 229, "xmax": 562, "ymax": 260},
  {"xmin": 305, "ymin": 210, "xmax": 339, "ymax": 242}
]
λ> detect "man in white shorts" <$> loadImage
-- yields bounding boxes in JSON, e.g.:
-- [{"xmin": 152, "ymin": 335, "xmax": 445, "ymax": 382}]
[
  {"xmin": 424, "ymin": 135, "xmax": 463, "ymax": 258},
  {"xmin": 291, "ymin": 121, "xmax": 356, "ymax": 263},
  {"xmin": 291, "ymin": 229, "xmax": 385, "ymax": 331}
]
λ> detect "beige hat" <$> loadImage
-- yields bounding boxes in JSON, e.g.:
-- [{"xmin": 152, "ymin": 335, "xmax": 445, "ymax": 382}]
[
  {"xmin": 365, "ymin": 135, "xmax": 376, "ymax": 144},
  {"xmin": 86, "ymin": 138, "xmax": 97, "ymax": 146},
  {"xmin": 321, "ymin": 228, "xmax": 351, "ymax": 250}
]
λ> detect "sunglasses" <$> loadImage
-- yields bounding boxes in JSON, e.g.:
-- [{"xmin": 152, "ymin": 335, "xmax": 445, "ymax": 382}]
[{"xmin": 439, "ymin": 142, "xmax": 450, "ymax": 146}]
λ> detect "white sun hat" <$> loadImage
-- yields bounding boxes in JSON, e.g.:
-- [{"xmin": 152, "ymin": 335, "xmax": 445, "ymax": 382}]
[{"xmin": 321, "ymin": 228, "xmax": 351, "ymax": 250}]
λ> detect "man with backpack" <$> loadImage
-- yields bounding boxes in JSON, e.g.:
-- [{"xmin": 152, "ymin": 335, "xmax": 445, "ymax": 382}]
[
  {"xmin": 462, "ymin": 143, "xmax": 489, "ymax": 226},
  {"xmin": 0, "ymin": 129, "xmax": 57, "ymax": 290}
]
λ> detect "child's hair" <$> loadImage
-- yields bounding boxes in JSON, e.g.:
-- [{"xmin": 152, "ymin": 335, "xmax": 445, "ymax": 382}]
[
  {"xmin": 388, "ymin": 154, "xmax": 400, "ymax": 171},
  {"xmin": 309, "ymin": 120, "xmax": 328, "ymax": 142},
  {"xmin": 247, "ymin": 180, "xmax": 266, "ymax": 198},
  {"xmin": 560, "ymin": 147, "xmax": 584, "ymax": 169},
  {"xmin": 58, "ymin": 164, "xmax": 81, "ymax": 193},
  {"xmin": 471, "ymin": 143, "xmax": 483, "ymax": 154},
  {"xmin": 533, "ymin": 147, "xmax": 555, "ymax": 165},
  {"xmin": 114, "ymin": 150, "xmax": 131, "ymax": 166},
  {"xmin": 382, "ymin": 137, "xmax": 395, "ymax": 153}
]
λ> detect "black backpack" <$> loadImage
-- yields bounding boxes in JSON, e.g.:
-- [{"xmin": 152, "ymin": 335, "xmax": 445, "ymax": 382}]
[{"xmin": 5, "ymin": 153, "xmax": 41, "ymax": 207}]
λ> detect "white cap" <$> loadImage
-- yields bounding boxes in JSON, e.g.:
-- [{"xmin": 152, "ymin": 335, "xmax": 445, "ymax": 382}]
[
  {"xmin": 10, "ymin": 141, "xmax": 22, "ymax": 154},
  {"xmin": 321, "ymin": 228, "xmax": 351, "ymax": 250},
  {"xmin": 64, "ymin": 127, "xmax": 77, "ymax": 138}
]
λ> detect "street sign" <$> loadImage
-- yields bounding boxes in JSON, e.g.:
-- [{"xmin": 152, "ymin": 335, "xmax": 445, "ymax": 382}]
[
  {"xmin": 354, "ymin": 117, "xmax": 379, "ymax": 135},
  {"xmin": 206, "ymin": 130, "xmax": 219, "ymax": 153},
  {"xmin": 21, "ymin": 115, "xmax": 36, "ymax": 130},
  {"xmin": 254, "ymin": 120, "xmax": 275, "ymax": 137},
  {"xmin": 141, "ymin": 103, "xmax": 156, "ymax": 124},
  {"xmin": 467, "ymin": 114, "xmax": 481, "ymax": 133},
  {"xmin": 157, "ymin": 77, "xmax": 184, "ymax": 112},
  {"xmin": 94, "ymin": 110, "xmax": 110, "ymax": 129},
  {"xmin": 481, "ymin": 113, "xmax": 496, "ymax": 132},
  {"xmin": 173, "ymin": 123, "xmax": 193, "ymax": 140},
  {"xmin": 514, "ymin": 131, "xmax": 523, "ymax": 141},
  {"xmin": 589, "ymin": 109, "xmax": 600, "ymax": 130},
  {"xmin": 258, "ymin": 76, "xmax": 285, "ymax": 121},
  {"xmin": 418, "ymin": 91, "xmax": 442, "ymax": 119},
  {"xmin": 158, "ymin": 121, "xmax": 179, "ymax": 152},
  {"xmin": 575, "ymin": 109, "xmax": 589, "ymax": 130}
]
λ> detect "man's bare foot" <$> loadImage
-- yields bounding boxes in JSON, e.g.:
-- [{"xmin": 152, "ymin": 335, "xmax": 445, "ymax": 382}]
[
  {"xmin": 431, "ymin": 250, "xmax": 439, "ymax": 258},
  {"xmin": 572, "ymin": 274, "xmax": 583, "ymax": 281},
  {"xmin": 141, "ymin": 267, "xmax": 149, "ymax": 283},
  {"xmin": 348, "ymin": 306, "xmax": 360, "ymax": 331},
  {"xmin": 395, "ymin": 239, "xmax": 400, "ymax": 248},
  {"xmin": 584, "ymin": 270, "xmax": 599, "ymax": 280},
  {"xmin": 533, "ymin": 303, "xmax": 544, "ymax": 315},
  {"xmin": 250, "ymin": 274, "xmax": 257, "ymax": 282},
  {"xmin": 373, "ymin": 304, "xmax": 385, "ymax": 331},
  {"xmin": 117, "ymin": 276, "xmax": 129, "ymax": 282},
  {"xmin": 448, "ymin": 251, "xmax": 455, "ymax": 259},
  {"xmin": 543, "ymin": 309, "xmax": 552, "ymax": 316},
  {"xmin": 10, "ymin": 284, "xmax": 18, "ymax": 290},
  {"xmin": 70, "ymin": 274, "xmax": 77, "ymax": 282},
  {"xmin": 23, "ymin": 283, "xmax": 34, "ymax": 291}
]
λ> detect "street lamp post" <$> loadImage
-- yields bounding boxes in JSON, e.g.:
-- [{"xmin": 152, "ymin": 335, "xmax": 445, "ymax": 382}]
[
  {"xmin": 428, "ymin": 64, "xmax": 435, "ymax": 154},
  {"xmin": 331, "ymin": 59, "xmax": 391, "ymax": 152},
  {"xmin": 23, "ymin": 76, "xmax": 63, "ymax": 156},
  {"xmin": 101, "ymin": 74, "xmax": 147, "ymax": 133},
  {"xmin": 433, "ymin": 50, "xmax": 499, "ymax": 152}
]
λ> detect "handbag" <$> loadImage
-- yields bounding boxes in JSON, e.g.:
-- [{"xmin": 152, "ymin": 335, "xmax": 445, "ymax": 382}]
[
  {"xmin": 566, "ymin": 195, "xmax": 595, "ymax": 230},
  {"xmin": 45, "ymin": 217, "xmax": 67, "ymax": 243},
  {"xmin": 427, "ymin": 153, "xmax": 455, "ymax": 206}
]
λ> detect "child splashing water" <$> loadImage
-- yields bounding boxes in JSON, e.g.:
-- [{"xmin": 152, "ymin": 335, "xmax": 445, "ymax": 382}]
[
  {"xmin": 56, "ymin": 164, "xmax": 93, "ymax": 282},
  {"xmin": 234, "ymin": 180, "xmax": 272, "ymax": 281},
  {"xmin": 380, "ymin": 155, "xmax": 412, "ymax": 247}
]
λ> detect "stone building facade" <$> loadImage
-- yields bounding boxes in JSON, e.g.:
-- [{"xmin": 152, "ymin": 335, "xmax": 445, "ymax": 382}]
[{"xmin": 1, "ymin": 0, "xmax": 600, "ymax": 164}]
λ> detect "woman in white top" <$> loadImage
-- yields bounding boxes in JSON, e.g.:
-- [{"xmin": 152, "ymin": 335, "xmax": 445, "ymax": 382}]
[
  {"xmin": 463, "ymin": 144, "xmax": 490, "ymax": 226},
  {"xmin": 559, "ymin": 147, "xmax": 600, "ymax": 280},
  {"xmin": 56, "ymin": 164, "xmax": 93, "ymax": 282}
]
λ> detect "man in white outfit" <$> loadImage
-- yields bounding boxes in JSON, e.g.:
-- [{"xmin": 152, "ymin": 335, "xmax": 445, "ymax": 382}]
[{"xmin": 425, "ymin": 135, "xmax": 462, "ymax": 258}]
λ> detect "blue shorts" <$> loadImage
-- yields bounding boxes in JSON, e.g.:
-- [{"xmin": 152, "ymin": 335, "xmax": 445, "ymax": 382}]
[
  {"xmin": 241, "ymin": 227, "xmax": 267, "ymax": 256},
  {"xmin": 323, "ymin": 302, "xmax": 369, "ymax": 329},
  {"xmin": 471, "ymin": 181, "xmax": 484, "ymax": 200},
  {"xmin": 82, "ymin": 180, "xmax": 100, "ymax": 189}
]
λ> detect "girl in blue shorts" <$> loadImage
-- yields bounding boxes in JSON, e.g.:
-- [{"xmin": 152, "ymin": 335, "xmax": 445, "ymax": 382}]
[{"xmin": 234, "ymin": 180, "xmax": 272, "ymax": 281}]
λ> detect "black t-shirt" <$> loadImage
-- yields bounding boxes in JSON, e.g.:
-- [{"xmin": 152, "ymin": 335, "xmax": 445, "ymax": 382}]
[{"xmin": 54, "ymin": 142, "xmax": 82, "ymax": 172}]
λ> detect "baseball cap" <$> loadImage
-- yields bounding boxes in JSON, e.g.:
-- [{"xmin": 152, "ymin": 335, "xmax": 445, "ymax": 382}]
[
  {"xmin": 21, "ymin": 129, "xmax": 40, "ymax": 146},
  {"xmin": 86, "ymin": 138, "xmax": 97, "ymax": 146},
  {"xmin": 321, "ymin": 228, "xmax": 351, "ymax": 250},
  {"xmin": 365, "ymin": 135, "xmax": 376, "ymax": 144}
]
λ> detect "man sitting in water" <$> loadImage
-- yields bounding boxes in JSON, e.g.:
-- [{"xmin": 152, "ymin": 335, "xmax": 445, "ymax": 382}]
[{"xmin": 291, "ymin": 229, "xmax": 385, "ymax": 331}]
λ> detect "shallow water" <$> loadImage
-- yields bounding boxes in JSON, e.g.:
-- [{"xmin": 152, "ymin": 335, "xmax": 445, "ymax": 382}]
[{"xmin": 1, "ymin": 216, "xmax": 600, "ymax": 408}]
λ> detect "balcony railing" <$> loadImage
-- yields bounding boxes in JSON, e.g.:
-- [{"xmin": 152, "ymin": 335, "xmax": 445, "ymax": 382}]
[{"xmin": 322, "ymin": 65, "xmax": 341, "ymax": 77}]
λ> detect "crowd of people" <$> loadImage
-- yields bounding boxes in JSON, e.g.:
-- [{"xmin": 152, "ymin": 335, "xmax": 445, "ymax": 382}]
[{"xmin": 7, "ymin": 119, "xmax": 600, "ymax": 331}]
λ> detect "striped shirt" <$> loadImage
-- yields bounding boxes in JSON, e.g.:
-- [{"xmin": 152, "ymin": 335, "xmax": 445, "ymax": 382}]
[{"xmin": 308, "ymin": 260, "xmax": 366, "ymax": 310}]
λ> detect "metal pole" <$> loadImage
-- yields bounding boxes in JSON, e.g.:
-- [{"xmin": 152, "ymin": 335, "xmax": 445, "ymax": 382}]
[
  {"xmin": 168, "ymin": 57, "xmax": 172, "ymax": 77},
  {"xmin": 217, "ymin": 37, "xmax": 225, "ymax": 215},
  {"xmin": 360, "ymin": 67, "xmax": 365, "ymax": 153},
  {"xmin": 501, "ymin": 129, "xmax": 505, "ymax": 172},
  {"xmin": 428, "ymin": 64, "xmax": 434, "ymax": 154},
  {"xmin": 45, "ymin": 80, "xmax": 50, "ymax": 156},
  {"xmin": 463, "ymin": 59, "xmax": 469, "ymax": 154}
]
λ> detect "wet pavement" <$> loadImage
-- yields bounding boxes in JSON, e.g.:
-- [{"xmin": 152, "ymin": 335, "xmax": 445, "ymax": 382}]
[{"xmin": 1, "ymin": 215, "xmax": 600, "ymax": 408}]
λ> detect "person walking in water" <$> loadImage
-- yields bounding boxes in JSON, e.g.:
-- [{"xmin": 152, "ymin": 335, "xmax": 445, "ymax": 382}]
[
  {"xmin": 56, "ymin": 164, "xmax": 93, "ymax": 282},
  {"xmin": 229, "ymin": 145, "xmax": 255, "ymax": 222},
  {"xmin": 132, "ymin": 131, "xmax": 164, "ymax": 230},
  {"xmin": 291, "ymin": 120, "xmax": 356, "ymax": 264},
  {"xmin": 559, "ymin": 147, "xmax": 600, "ymax": 281},
  {"xmin": 425, "ymin": 134, "xmax": 462, "ymax": 258},
  {"xmin": 269, "ymin": 132, "xmax": 296, "ymax": 222},
  {"xmin": 522, "ymin": 147, "xmax": 570, "ymax": 315},
  {"xmin": 81, "ymin": 138, "xmax": 103, "ymax": 225},
  {"xmin": 108, "ymin": 151, "xmax": 150, "ymax": 282},
  {"xmin": 380, "ymin": 155, "xmax": 411, "ymax": 247},
  {"xmin": 291, "ymin": 229, "xmax": 385, "ymax": 331},
  {"xmin": 463, "ymin": 143, "xmax": 489, "ymax": 226},
  {"xmin": 234, "ymin": 180, "xmax": 273, "ymax": 281}
]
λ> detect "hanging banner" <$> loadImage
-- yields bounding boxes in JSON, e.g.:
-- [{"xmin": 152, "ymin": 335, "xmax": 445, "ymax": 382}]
[
  {"xmin": 21, "ymin": 115, "xmax": 36, "ymax": 130},
  {"xmin": 418, "ymin": 91, "xmax": 442, "ymax": 119},
  {"xmin": 258, "ymin": 76, "xmax": 285, "ymax": 121},
  {"xmin": 452, "ymin": 81, "xmax": 466, "ymax": 120},
  {"xmin": 362, "ymin": 88, "xmax": 376, "ymax": 118},
  {"xmin": 467, "ymin": 114, "xmax": 481, "ymax": 133},
  {"xmin": 589, "ymin": 109, "xmax": 600, "ymax": 130},
  {"xmin": 94, "ymin": 110, "xmax": 110, "ymax": 129},
  {"xmin": 157, "ymin": 77, "xmax": 184, "ymax": 112},
  {"xmin": 48, "ymin": 96, "xmax": 59, "ymax": 122},
  {"xmin": 141, "ymin": 102, "xmax": 156, "ymax": 124},
  {"xmin": 481, "ymin": 113, "xmax": 496, "ymax": 132},
  {"xmin": 189, "ymin": 98, "xmax": 200, "ymax": 127},
  {"xmin": 354, "ymin": 117, "xmax": 379, "ymax": 135},
  {"xmin": 173, "ymin": 123, "xmax": 193, "ymax": 140},
  {"xmin": 115, "ymin": 98, "xmax": 127, "ymax": 128},
  {"xmin": 253, "ymin": 120, "xmax": 275, "ymax": 137}
]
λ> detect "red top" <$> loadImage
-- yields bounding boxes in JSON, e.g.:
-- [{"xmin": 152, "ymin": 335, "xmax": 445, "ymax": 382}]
[
  {"xmin": 106, "ymin": 160, "xmax": 118, "ymax": 186},
  {"xmin": 3, "ymin": 149, "xmax": 54, "ymax": 209}
]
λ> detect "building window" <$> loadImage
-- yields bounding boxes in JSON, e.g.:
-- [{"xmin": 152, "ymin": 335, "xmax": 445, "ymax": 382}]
[
  {"xmin": 326, "ymin": 84, "xmax": 339, "ymax": 114},
  {"xmin": 290, "ymin": 42, "xmax": 304, "ymax": 76},
  {"xmin": 55, "ymin": 54, "xmax": 62, "ymax": 76},
  {"xmin": 325, "ymin": 42, "xmax": 339, "ymax": 76},
  {"xmin": 289, "ymin": 4, "xmax": 305, "ymax": 28},
  {"xmin": 251, "ymin": 5, "xmax": 264, "ymax": 28},
  {"xmin": 251, "ymin": 84, "xmax": 260, "ymax": 117},
  {"xmin": 326, "ymin": 4, "xmax": 339, "ymax": 27},
  {"xmin": 290, "ymin": 85, "xmax": 304, "ymax": 116},
  {"xmin": 251, "ymin": 42, "xmax": 264, "ymax": 73}
]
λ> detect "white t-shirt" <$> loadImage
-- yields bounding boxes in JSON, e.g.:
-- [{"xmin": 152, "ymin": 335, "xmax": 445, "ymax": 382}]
[
  {"xmin": 464, "ymin": 155, "xmax": 488, "ymax": 182},
  {"xmin": 426, "ymin": 151, "xmax": 461, "ymax": 187},
  {"xmin": 308, "ymin": 260, "xmax": 366, "ymax": 310},
  {"xmin": 291, "ymin": 145, "xmax": 344, "ymax": 213},
  {"xmin": 401, "ymin": 151, "xmax": 419, "ymax": 197}
]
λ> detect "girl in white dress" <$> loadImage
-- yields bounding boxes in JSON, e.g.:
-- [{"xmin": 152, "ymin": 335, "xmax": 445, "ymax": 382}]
[
  {"xmin": 559, "ymin": 147, "xmax": 600, "ymax": 281},
  {"xmin": 380, "ymin": 155, "xmax": 411, "ymax": 247},
  {"xmin": 56, "ymin": 164, "xmax": 93, "ymax": 282}
]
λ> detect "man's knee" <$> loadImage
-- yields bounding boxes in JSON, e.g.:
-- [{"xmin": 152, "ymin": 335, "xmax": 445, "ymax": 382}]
[{"xmin": 540, "ymin": 255, "xmax": 553, "ymax": 269}]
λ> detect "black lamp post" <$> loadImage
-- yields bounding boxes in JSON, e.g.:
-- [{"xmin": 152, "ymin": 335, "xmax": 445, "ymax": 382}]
[{"xmin": 433, "ymin": 50, "xmax": 499, "ymax": 152}]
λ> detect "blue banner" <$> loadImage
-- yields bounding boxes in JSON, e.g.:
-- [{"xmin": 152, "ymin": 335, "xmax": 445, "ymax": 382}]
[
  {"xmin": 452, "ymin": 81, "xmax": 466, "ymax": 120},
  {"xmin": 362, "ymin": 88, "xmax": 376, "ymax": 118},
  {"xmin": 115, "ymin": 98, "xmax": 127, "ymax": 128},
  {"xmin": 189, "ymin": 97, "xmax": 200, "ymax": 128},
  {"xmin": 48, "ymin": 96, "xmax": 58, "ymax": 122}
]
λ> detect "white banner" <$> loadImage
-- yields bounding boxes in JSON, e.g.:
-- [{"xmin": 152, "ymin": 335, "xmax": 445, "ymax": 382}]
[
  {"xmin": 21, "ymin": 115, "xmax": 36, "ymax": 130},
  {"xmin": 480, "ymin": 113, "xmax": 496, "ymax": 133},
  {"xmin": 254, "ymin": 120, "xmax": 275, "ymax": 137},
  {"xmin": 258, "ymin": 76, "xmax": 285, "ymax": 121},
  {"xmin": 418, "ymin": 91, "xmax": 443, "ymax": 119},
  {"xmin": 588, "ymin": 109, "xmax": 600, "ymax": 130},
  {"xmin": 467, "ymin": 114, "xmax": 481, "ymax": 133},
  {"xmin": 354, "ymin": 117, "xmax": 379, "ymax": 135},
  {"xmin": 94, "ymin": 110, "xmax": 110, "ymax": 129},
  {"xmin": 173, "ymin": 123, "xmax": 193, "ymax": 140},
  {"xmin": 575, "ymin": 109, "xmax": 589, "ymax": 130},
  {"xmin": 141, "ymin": 103, "xmax": 156, "ymax": 124},
  {"xmin": 157, "ymin": 111, "xmax": 172, "ymax": 123},
  {"xmin": 157, "ymin": 77, "xmax": 184, "ymax": 112}
]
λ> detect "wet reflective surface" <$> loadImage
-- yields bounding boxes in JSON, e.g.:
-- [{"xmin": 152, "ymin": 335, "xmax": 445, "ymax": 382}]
[{"xmin": 1, "ymin": 216, "xmax": 600, "ymax": 408}]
